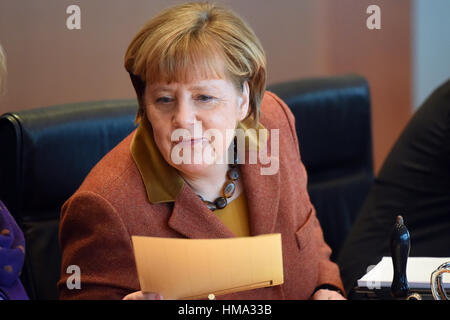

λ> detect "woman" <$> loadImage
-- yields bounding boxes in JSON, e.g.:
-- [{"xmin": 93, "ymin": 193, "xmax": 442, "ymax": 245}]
[{"xmin": 58, "ymin": 2, "xmax": 345, "ymax": 300}]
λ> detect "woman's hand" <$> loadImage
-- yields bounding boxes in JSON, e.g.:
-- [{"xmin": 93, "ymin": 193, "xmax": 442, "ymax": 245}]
[
  {"xmin": 311, "ymin": 289, "xmax": 346, "ymax": 300},
  {"xmin": 122, "ymin": 291, "xmax": 164, "ymax": 300}
]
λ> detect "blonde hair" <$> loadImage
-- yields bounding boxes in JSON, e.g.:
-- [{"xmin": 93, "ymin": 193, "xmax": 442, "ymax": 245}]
[
  {"xmin": 0, "ymin": 45, "xmax": 6, "ymax": 96},
  {"xmin": 124, "ymin": 2, "xmax": 266, "ymax": 124}
]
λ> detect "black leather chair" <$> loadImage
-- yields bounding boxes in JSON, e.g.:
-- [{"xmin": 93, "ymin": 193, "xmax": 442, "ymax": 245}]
[
  {"xmin": 0, "ymin": 74, "xmax": 373, "ymax": 299},
  {"xmin": 0, "ymin": 100, "xmax": 138, "ymax": 299}
]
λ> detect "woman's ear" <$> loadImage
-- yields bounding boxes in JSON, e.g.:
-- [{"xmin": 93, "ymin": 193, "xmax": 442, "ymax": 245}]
[{"xmin": 238, "ymin": 81, "xmax": 250, "ymax": 121}]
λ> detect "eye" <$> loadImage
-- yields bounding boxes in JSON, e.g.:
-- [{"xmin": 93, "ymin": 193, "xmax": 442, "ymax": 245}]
[
  {"xmin": 196, "ymin": 95, "xmax": 214, "ymax": 102},
  {"xmin": 156, "ymin": 96, "xmax": 173, "ymax": 104}
]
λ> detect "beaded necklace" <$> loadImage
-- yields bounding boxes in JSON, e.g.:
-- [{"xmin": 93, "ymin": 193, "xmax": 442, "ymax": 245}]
[{"xmin": 198, "ymin": 137, "xmax": 239, "ymax": 211}]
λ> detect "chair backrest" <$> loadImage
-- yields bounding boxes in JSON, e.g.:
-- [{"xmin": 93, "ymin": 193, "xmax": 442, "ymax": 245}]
[
  {"xmin": 0, "ymin": 75, "xmax": 373, "ymax": 299},
  {"xmin": 268, "ymin": 74, "xmax": 373, "ymax": 261},
  {"xmin": 0, "ymin": 100, "xmax": 138, "ymax": 299}
]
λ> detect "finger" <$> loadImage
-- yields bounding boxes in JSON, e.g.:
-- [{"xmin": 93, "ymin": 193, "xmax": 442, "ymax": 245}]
[
  {"xmin": 312, "ymin": 290, "xmax": 327, "ymax": 300},
  {"xmin": 325, "ymin": 291, "xmax": 346, "ymax": 300},
  {"xmin": 331, "ymin": 292, "xmax": 346, "ymax": 300},
  {"xmin": 142, "ymin": 292, "xmax": 164, "ymax": 300},
  {"xmin": 312, "ymin": 289, "xmax": 346, "ymax": 300},
  {"xmin": 123, "ymin": 291, "xmax": 163, "ymax": 300}
]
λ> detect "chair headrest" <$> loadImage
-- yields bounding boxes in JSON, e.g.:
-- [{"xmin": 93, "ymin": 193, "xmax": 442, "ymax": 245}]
[
  {"xmin": 0, "ymin": 99, "xmax": 138, "ymax": 221},
  {"xmin": 268, "ymin": 74, "xmax": 372, "ymax": 177}
]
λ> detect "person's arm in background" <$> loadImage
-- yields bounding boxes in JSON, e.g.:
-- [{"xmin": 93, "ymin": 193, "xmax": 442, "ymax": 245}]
[
  {"xmin": 0, "ymin": 45, "xmax": 29, "ymax": 301},
  {"xmin": 0, "ymin": 200, "xmax": 29, "ymax": 300}
]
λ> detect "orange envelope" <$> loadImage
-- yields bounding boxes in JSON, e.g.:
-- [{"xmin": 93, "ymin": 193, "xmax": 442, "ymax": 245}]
[{"xmin": 131, "ymin": 233, "xmax": 284, "ymax": 300}]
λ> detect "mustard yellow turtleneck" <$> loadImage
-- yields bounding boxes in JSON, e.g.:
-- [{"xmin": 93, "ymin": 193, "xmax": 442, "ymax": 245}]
[{"xmin": 212, "ymin": 192, "xmax": 250, "ymax": 237}]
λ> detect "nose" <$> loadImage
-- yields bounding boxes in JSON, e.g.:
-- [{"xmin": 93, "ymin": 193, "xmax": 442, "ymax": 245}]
[{"xmin": 172, "ymin": 97, "xmax": 196, "ymax": 129}]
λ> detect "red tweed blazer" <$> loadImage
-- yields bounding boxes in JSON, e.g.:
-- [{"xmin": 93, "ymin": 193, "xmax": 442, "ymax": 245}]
[{"xmin": 58, "ymin": 91, "xmax": 344, "ymax": 299}]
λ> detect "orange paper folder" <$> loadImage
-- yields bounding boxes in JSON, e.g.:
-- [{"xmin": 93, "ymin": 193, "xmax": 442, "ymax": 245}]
[{"xmin": 132, "ymin": 233, "xmax": 284, "ymax": 300}]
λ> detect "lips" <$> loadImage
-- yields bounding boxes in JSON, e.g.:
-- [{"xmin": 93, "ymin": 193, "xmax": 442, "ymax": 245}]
[{"xmin": 173, "ymin": 137, "xmax": 208, "ymax": 146}]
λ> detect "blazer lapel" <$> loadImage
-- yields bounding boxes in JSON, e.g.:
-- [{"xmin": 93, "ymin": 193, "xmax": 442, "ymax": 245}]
[
  {"xmin": 168, "ymin": 183, "xmax": 236, "ymax": 239},
  {"xmin": 240, "ymin": 155, "xmax": 280, "ymax": 236}
]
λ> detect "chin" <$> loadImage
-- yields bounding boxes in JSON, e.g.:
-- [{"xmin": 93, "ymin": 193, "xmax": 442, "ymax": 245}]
[{"xmin": 174, "ymin": 162, "xmax": 216, "ymax": 177}]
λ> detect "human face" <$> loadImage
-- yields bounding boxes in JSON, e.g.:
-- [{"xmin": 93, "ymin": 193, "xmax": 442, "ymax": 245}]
[{"xmin": 145, "ymin": 78, "xmax": 249, "ymax": 177}]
